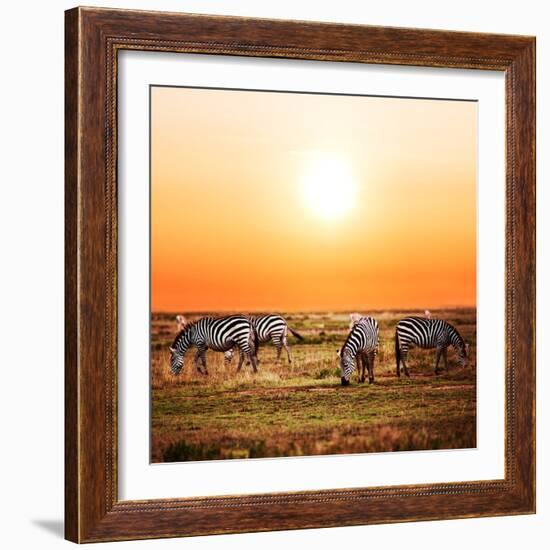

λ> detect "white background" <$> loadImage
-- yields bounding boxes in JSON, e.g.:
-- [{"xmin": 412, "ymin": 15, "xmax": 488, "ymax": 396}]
[
  {"xmin": 119, "ymin": 53, "xmax": 505, "ymax": 499},
  {"xmin": 0, "ymin": 1, "xmax": 546, "ymax": 549}
]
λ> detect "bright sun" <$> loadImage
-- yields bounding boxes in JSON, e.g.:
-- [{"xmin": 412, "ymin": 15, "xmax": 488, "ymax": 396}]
[{"xmin": 301, "ymin": 155, "xmax": 357, "ymax": 220}]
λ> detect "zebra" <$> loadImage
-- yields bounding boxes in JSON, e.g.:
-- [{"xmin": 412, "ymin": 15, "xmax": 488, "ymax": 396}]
[
  {"xmin": 338, "ymin": 316, "xmax": 379, "ymax": 386},
  {"xmin": 169, "ymin": 315, "xmax": 258, "ymax": 375},
  {"xmin": 224, "ymin": 314, "xmax": 304, "ymax": 365},
  {"xmin": 395, "ymin": 317, "xmax": 468, "ymax": 377}
]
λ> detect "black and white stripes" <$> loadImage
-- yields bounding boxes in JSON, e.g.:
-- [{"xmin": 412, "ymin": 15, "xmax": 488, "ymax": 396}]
[
  {"xmin": 338, "ymin": 317, "xmax": 379, "ymax": 386},
  {"xmin": 168, "ymin": 312, "xmax": 469, "ymax": 383},
  {"xmin": 225, "ymin": 314, "xmax": 303, "ymax": 365},
  {"xmin": 170, "ymin": 315, "xmax": 258, "ymax": 375},
  {"xmin": 395, "ymin": 317, "xmax": 468, "ymax": 377}
]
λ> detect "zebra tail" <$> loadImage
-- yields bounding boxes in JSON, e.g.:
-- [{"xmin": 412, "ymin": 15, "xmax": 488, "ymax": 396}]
[
  {"xmin": 253, "ymin": 327, "xmax": 260, "ymax": 355},
  {"xmin": 395, "ymin": 330, "xmax": 401, "ymax": 372},
  {"xmin": 288, "ymin": 327, "xmax": 304, "ymax": 341}
]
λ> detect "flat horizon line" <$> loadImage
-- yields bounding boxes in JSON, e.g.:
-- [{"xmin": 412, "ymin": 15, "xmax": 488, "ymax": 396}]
[{"xmin": 152, "ymin": 306, "xmax": 477, "ymax": 315}]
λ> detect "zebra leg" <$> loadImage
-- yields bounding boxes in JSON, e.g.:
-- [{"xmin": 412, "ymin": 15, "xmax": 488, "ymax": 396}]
[
  {"xmin": 200, "ymin": 350, "xmax": 208, "ymax": 375},
  {"xmin": 249, "ymin": 350, "xmax": 258, "ymax": 373},
  {"xmin": 282, "ymin": 335, "xmax": 292, "ymax": 364},
  {"xmin": 360, "ymin": 354, "xmax": 366, "ymax": 383},
  {"xmin": 368, "ymin": 352, "xmax": 375, "ymax": 384},
  {"xmin": 236, "ymin": 350, "xmax": 245, "ymax": 372},
  {"xmin": 252, "ymin": 337, "xmax": 260, "ymax": 364},
  {"xmin": 252, "ymin": 337, "xmax": 260, "ymax": 365},
  {"xmin": 245, "ymin": 344, "xmax": 250, "ymax": 365},
  {"xmin": 396, "ymin": 351, "xmax": 401, "ymax": 378},
  {"xmin": 434, "ymin": 347, "xmax": 443, "ymax": 374},
  {"xmin": 272, "ymin": 337, "xmax": 283, "ymax": 363},
  {"xmin": 194, "ymin": 349, "xmax": 204, "ymax": 374},
  {"xmin": 356, "ymin": 354, "xmax": 363, "ymax": 383},
  {"xmin": 443, "ymin": 346, "xmax": 449, "ymax": 372},
  {"xmin": 401, "ymin": 351, "xmax": 411, "ymax": 378},
  {"xmin": 224, "ymin": 348, "xmax": 234, "ymax": 366},
  {"xmin": 245, "ymin": 341, "xmax": 253, "ymax": 366}
]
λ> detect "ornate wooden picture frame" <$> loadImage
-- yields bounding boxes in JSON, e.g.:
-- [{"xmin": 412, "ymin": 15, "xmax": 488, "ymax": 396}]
[{"xmin": 65, "ymin": 6, "xmax": 535, "ymax": 543}]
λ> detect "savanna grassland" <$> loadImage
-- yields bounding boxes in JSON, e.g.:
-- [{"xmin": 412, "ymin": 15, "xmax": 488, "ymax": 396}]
[{"xmin": 151, "ymin": 309, "xmax": 476, "ymax": 463}]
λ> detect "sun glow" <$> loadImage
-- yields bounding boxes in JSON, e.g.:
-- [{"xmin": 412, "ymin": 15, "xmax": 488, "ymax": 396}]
[{"xmin": 301, "ymin": 155, "xmax": 357, "ymax": 220}]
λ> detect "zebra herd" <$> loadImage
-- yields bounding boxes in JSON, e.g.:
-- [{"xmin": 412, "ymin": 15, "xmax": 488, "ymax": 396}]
[
  {"xmin": 169, "ymin": 314, "xmax": 302, "ymax": 375},
  {"xmin": 169, "ymin": 313, "xmax": 469, "ymax": 386}
]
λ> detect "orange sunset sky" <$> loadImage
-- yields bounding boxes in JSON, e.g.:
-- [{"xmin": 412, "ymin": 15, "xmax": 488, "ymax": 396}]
[{"xmin": 151, "ymin": 86, "xmax": 476, "ymax": 312}]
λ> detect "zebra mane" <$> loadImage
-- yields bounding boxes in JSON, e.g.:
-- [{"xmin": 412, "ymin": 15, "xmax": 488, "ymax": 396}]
[
  {"xmin": 171, "ymin": 319, "xmax": 201, "ymax": 347},
  {"xmin": 341, "ymin": 321, "xmax": 362, "ymax": 353}
]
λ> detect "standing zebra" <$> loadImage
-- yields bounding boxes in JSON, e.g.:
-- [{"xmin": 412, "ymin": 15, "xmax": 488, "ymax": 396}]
[
  {"xmin": 224, "ymin": 314, "xmax": 303, "ymax": 365},
  {"xmin": 338, "ymin": 316, "xmax": 379, "ymax": 386},
  {"xmin": 169, "ymin": 315, "xmax": 258, "ymax": 375},
  {"xmin": 395, "ymin": 317, "xmax": 468, "ymax": 377}
]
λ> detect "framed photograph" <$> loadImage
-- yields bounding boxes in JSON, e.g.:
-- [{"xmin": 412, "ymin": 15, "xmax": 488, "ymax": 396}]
[{"xmin": 65, "ymin": 7, "xmax": 536, "ymax": 543}]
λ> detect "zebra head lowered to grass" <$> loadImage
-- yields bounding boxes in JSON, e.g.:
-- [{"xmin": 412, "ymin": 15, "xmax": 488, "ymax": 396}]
[
  {"xmin": 338, "ymin": 316, "xmax": 379, "ymax": 386},
  {"xmin": 395, "ymin": 316, "xmax": 469, "ymax": 378},
  {"xmin": 224, "ymin": 314, "xmax": 303, "ymax": 365},
  {"xmin": 169, "ymin": 315, "xmax": 258, "ymax": 376}
]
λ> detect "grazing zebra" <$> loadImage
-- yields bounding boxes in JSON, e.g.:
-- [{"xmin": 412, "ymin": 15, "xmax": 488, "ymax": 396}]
[
  {"xmin": 395, "ymin": 317, "xmax": 468, "ymax": 377},
  {"xmin": 169, "ymin": 315, "xmax": 258, "ymax": 375},
  {"xmin": 338, "ymin": 316, "xmax": 379, "ymax": 386},
  {"xmin": 224, "ymin": 314, "xmax": 303, "ymax": 365}
]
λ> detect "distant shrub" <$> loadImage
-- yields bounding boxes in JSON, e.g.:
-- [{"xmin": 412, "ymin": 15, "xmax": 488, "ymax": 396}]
[
  {"xmin": 163, "ymin": 441, "xmax": 221, "ymax": 462},
  {"xmin": 163, "ymin": 440, "xmax": 270, "ymax": 461},
  {"xmin": 248, "ymin": 440, "xmax": 268, "ymax": 458},
  {"xmin": 303, "ymin": 333, "xmax": 343, "ymax": 346}
]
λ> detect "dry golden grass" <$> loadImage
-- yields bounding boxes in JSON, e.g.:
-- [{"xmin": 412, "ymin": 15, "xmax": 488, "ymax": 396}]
[{"xmin": 151, "ymin": 308, "xmax": 477, "ymax": 462}]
